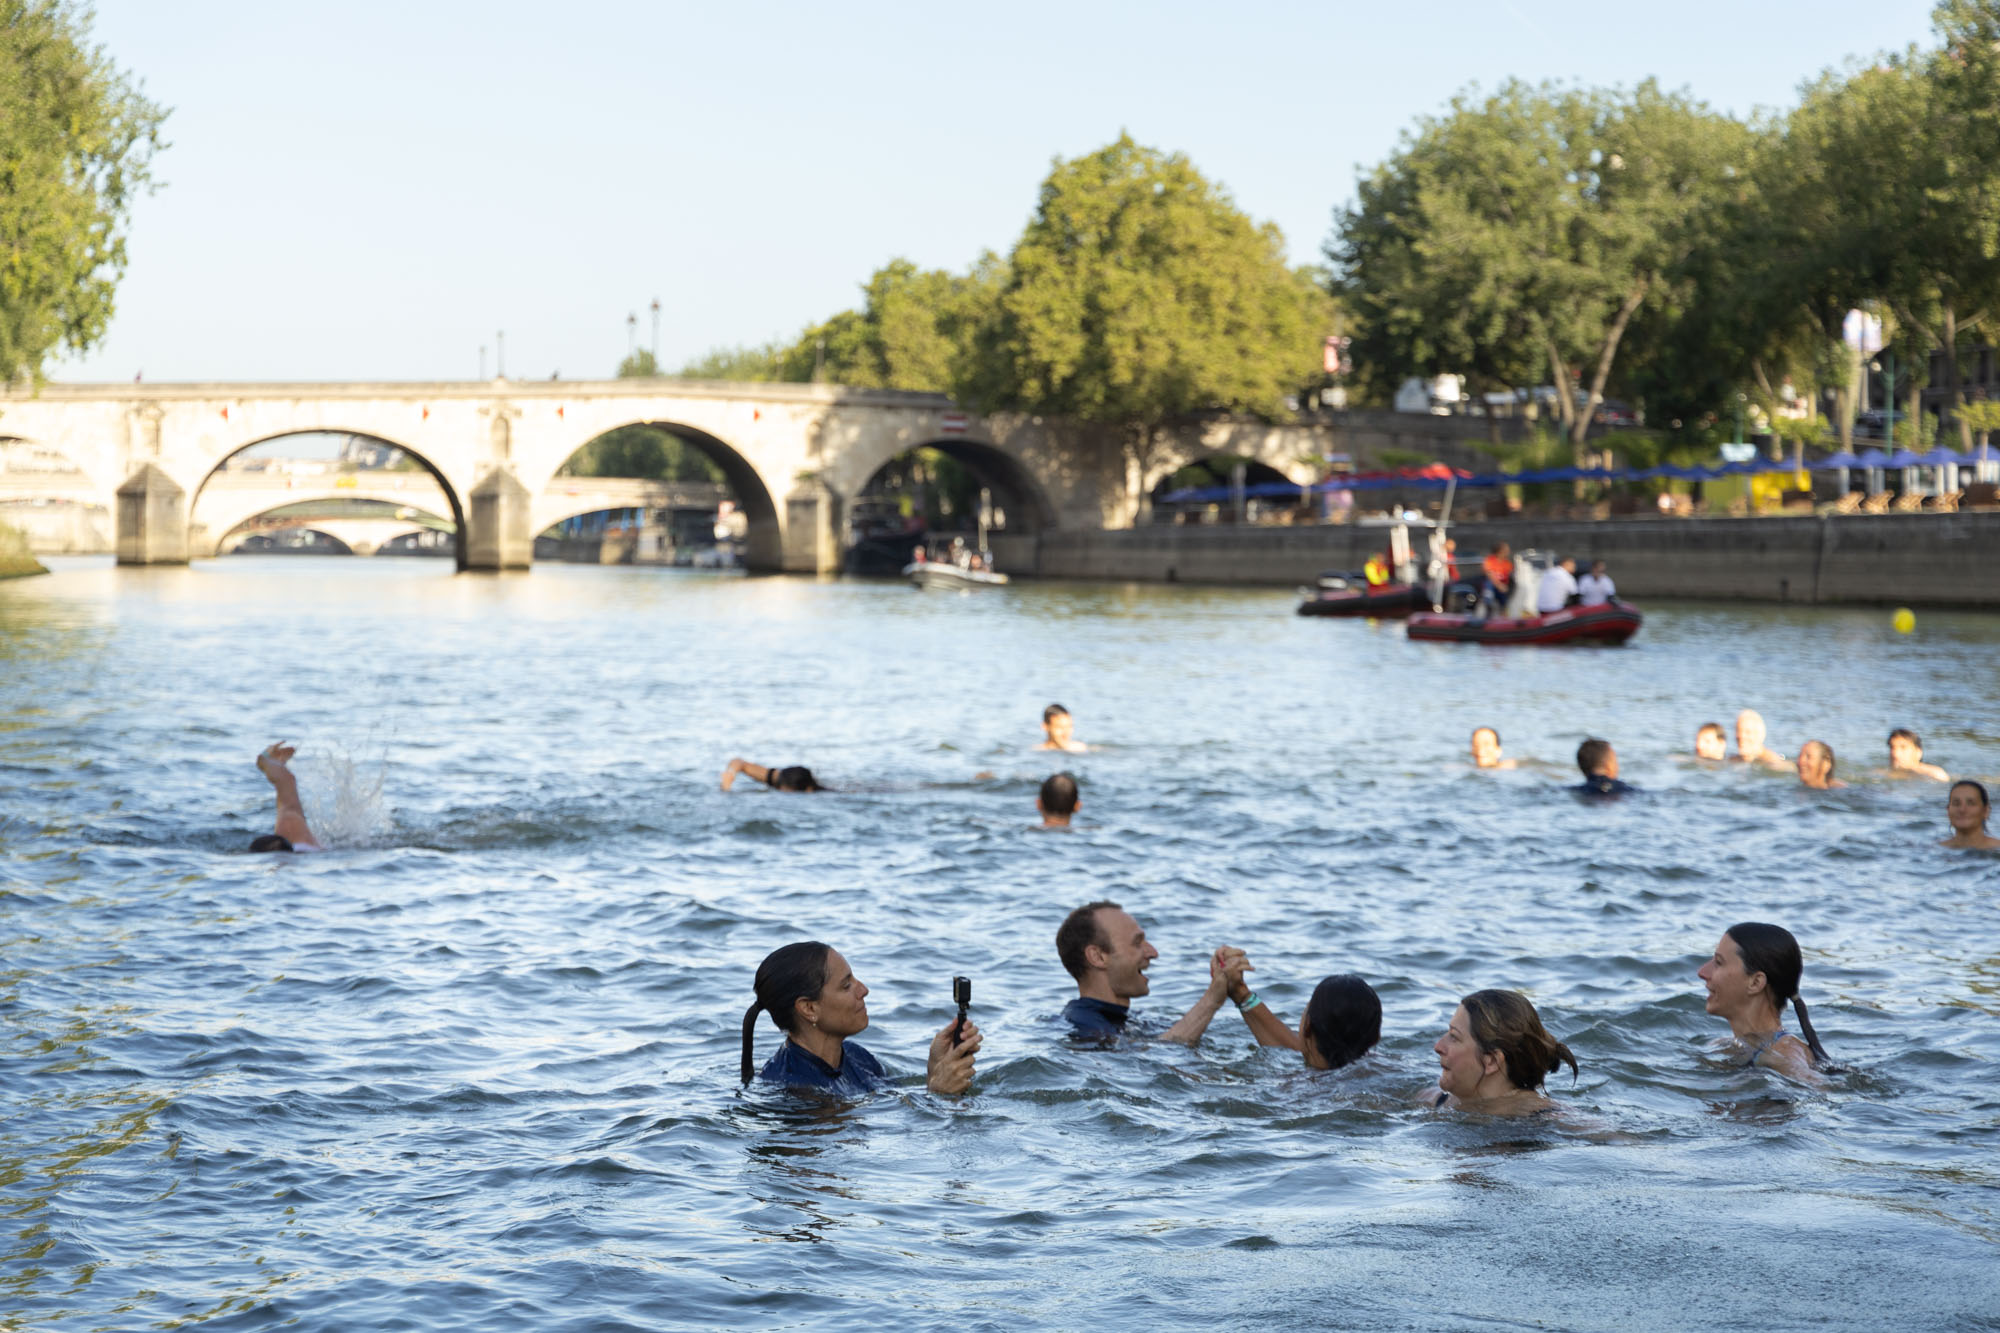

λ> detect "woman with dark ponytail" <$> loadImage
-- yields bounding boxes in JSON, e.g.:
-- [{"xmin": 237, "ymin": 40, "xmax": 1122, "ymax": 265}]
[
  {"xmin": 1697, "ymin": 923, "xmax": 1830, "ymax": 1081},
  {"xmin": 740, "ymin": 941, "xmax": 982, "ymax": 1095},
  {"xmin": 1212, "ymin": 948, "xmax": 1382, "ymax": 1071},
  {"xmin": 1426, "ymin": 989, "xmax": 1578, "ymax": 1115}
]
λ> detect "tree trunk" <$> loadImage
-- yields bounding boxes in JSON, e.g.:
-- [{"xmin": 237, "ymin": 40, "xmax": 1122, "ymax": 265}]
[
  {"xmin": 1568, "ymin": 279, "xmax": 1650, "ymax": 455},
  {"xmin": 1544, "ymin": 339, "xmax": 1575, "ymax": 435},
  {"xmin": 1943, "ymin": 305, "xmax": 1971, "ymax": 449}
]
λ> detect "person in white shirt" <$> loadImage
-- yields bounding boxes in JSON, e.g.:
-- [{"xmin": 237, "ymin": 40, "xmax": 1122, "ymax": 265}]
[
  {"xmin": 1536, "ymin": 557, "xmax": 1578, "ymax": 614},
  {"xmin": 1577, "ymin": 560, "xmax": 1616, "ymax": 606}
]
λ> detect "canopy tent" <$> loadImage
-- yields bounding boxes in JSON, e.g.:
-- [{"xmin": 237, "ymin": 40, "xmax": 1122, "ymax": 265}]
[
  {"xmin": 1813, "ymin": 451, "xmax": 1864, "ymax": 469},
  {"xmin": 1159, "ymin": 454, "xmax": 1804, "ymax": 505}
]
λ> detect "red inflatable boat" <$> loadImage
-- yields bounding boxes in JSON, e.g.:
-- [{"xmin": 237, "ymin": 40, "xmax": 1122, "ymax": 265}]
[{"xmin": 1406, "ymin": 601, "xmax": 1643, "ymax": 645}]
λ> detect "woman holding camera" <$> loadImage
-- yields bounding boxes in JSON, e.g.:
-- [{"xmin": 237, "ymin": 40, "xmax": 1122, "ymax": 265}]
[{"xmin": 740, "ymin": 941, "xmax": 981, "ymax": 1095}]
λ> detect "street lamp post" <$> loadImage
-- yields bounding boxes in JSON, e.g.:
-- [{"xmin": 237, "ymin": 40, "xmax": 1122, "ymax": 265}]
[{"xmin": 650, "ymin": 298, "xmax": 661, "ymax": 372}]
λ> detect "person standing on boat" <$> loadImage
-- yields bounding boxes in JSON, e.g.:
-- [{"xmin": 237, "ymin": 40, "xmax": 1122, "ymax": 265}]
[
  {"xmin": 1055, "ymin": 900, "xmax": 1241, "ymax": 1042},
  {"xmin": 1038, "ymin": 772, "xmax": 1079, "ymax": 828},
  {"xmin": 1478, "ymin": 542, "xmax": 1513, "ymax": 614},
  {"xmin": 1572, "ymin": 738, "xmax": 1633, "ymax": 797},
  {"xmin": 1363, "ymin": 551, "xmax": 1391, "ymax": 587},
  {"xmin": 1039, "ymin": 704, "xmax": 1088, "ymax": 753},
  {"xmin": 1537, "ymin": 556, "xmax": 1579, "ymax": 613},
  {"xmin": 1577, "ymin": 559, "xmax": 1616, "ymax": 606}
]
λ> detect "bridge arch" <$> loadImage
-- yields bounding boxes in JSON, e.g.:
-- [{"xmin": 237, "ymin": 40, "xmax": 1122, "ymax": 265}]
[
  {"xmin": 214, "ymin": 500, "xmax": 453, "ymax": 557},
  {"xmin": 535, "ymin": 420, "xmax": 780, "ymax": 569},
  {"xmin": 845, "ymin": 435, "xmax": 1056, "ymax": 539},
  {"xmin": 227, "ymin": 526, "xmax": 355, "ymax": 556},
  {"xmin": 190, "ymin": 430, "xmax": 468, "ymax": 569}
]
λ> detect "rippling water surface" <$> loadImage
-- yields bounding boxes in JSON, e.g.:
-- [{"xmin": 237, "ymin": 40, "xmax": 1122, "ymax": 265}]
[{"xmin": 3, "ymin": 556, "xmax": 1998, "ymax": 1331}]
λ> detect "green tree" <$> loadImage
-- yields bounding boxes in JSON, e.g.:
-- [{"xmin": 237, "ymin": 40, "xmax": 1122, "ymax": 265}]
[
  {"xmin": 0, "ymin": 0, "xmax": 169, "ymax": 384},
  {"xmin": 676, "ymin": 340, "xmax": 788, "ymax": 381},
  {"xmin": 965, "ymin": 135, "xmax": 1332, "ymax": 497},
  {"xmin": 1331, "ymin": 82, "xmax": 1753, "ymax": 454},
  {"xmin": 775, "ymin": 255, "xmax": 1005, "ymax": 389}
]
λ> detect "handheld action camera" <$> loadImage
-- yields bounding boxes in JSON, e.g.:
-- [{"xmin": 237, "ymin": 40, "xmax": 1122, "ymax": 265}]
[{"xmin": 951, "ymin": 976, "xmax": 972, "ymax": 1043}]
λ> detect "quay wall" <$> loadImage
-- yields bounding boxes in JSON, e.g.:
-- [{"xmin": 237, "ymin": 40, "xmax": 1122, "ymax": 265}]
[{"xmin": 990, "ymin": 512, "xmax": 2000, "ymax": 608}]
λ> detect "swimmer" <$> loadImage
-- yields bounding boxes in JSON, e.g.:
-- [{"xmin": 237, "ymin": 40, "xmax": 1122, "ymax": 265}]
[
  {"xmin": 1056, "ymin": 900, "xmax": 1242, "ymax": 1043},
  {"xmin": 1733, "ymin": 710, "xmax": 1793, "ymax": 771},
  {"xmin": 1470, "ymin": 726, "xmax": 1516, "ymax": 770},
  {"xmin": 1038, "ymin": 772, "xmax": 1079, "ymax": 828},
  {"xmin": 1697, "ymin": 923, "xmax": 1830, "ymax": 1082},
  {"xmin": 1941, "ymin": 779, "xmax": 2000, "ymax": 849},
  {"xmin": 1573, "ymin": 738, "xmax": 1633, "ymax": 796},
  {"xmin": 1796, "ymin": 740, "xmax": 1848, "ymax": 790},
  {"xmin": 1887, "ymin": 728, "xmax": 1950, "ymax": 782},
  {"xmin": 1038, "ymin": 703, "xmax": 1088, "ymax": 753},
  {"xmin": 740, "ymin": 941, "xmax": 981, "ymax": 1095},
  {"xmin": 720, "ymin": 758, "xmax": 824, "ymax": 792},
  {"xmin": 1215, "ymin": 950, "xmax": 1382, "ymax": 1070},
  {"xmin": 1424, "ymin": 989, "xmax": 1578, "ymax": 1115},
  {"xmin": 1693, "ymin": 722, "xmax": 1728, "ymax": 762},
  {"xmin": 250, "ymin": 743, "xmax": 322, "ymax": 852}
]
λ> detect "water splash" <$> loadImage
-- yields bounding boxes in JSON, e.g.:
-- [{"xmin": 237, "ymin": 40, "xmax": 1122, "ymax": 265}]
[{"xmin": 297, "ymin": 743, "xmax": 392, "ymax": 848}]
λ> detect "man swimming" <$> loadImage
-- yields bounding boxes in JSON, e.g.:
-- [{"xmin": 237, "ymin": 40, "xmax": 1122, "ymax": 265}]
[
  {"xmin": 720, "ymin": 758, "xmax": 824, "ymax": 792},
  {"xmin": 1572, "ymin": 738, "xmax": 1633, "ymax": 797},
  {"xmin": 1055, "ymin": 900, "xmax": 1240, "ymax": 1043},
  {"xmin": 1694, "ymin": 722, "xmax": 1728, "ymax": 762},
  {"xmin": 1733, "ymin": 710, "xmax": 1794, "ymax": 771},
  {"xmin": 1038, "ymin": 772, "xmax": 1079, "ymax": 828},
  {"xmin": 251, "ymin": 743, "xmax": 322, "ymax": 852},
  {"xmin": 1887, "ymin": 729, "xmax": 1950, "ymax": 781},
  {"xmin": 1038, "ymin": 704, "xmax": 1088, "ymax": 753},
  {"xmin": 1796, "ymin": 740, "xmax": 1848, "ymax": 790},
  {"xmin": 1470, "ymin": 727, "xmax": 1516, "ymax": 770}
]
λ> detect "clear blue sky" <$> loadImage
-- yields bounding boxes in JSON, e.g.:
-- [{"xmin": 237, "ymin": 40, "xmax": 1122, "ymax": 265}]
[{"xmin": 60, "ymin": 0, "xmax": 1939, "ymax": 384}]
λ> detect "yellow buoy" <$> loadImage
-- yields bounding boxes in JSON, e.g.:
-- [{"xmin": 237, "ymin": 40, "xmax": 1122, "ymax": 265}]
[{"xmin": 1893, "ymin": 607, "xmax": 1916, "ymax": 634}]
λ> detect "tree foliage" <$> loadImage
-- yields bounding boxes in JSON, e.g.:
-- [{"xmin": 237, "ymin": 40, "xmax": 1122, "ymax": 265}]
[
  {"xmin": 0, "ymin": 0, "xmax": 168, "ymax": 383},
  {"xmin": 965, "ymin": 134, "xmax": 1332, "ymax": 430}
]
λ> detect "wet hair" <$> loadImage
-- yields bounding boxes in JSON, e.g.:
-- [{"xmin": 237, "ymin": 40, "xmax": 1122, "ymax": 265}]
[
  {"xmin": 1040, "ymin": 771, "xmax": 1079, "ymax": 816},
  {"xmin": 1949, "ymin": 779, "xmax": 1990, "ymax": 827},
  {"xmin": 1042, "ymin": 703, "xmax": 1070, "ymax": 724},
  {"xmin": 1470, "ymin": 726, "xmax": 1499, "ymax": 746},
  {"xmin": 248, "ymin": 834, "xmax": 295, "ymax": 853},
  {"xmin": 1724, "ymin": 922, "xmax": 1830, "ymax": 1065},
  {"xmin": 767, "ymin": 766, "xmax": 823, "ymax": 793},
  {"xmin": 1888, "ymin": 727, "xmax": 1920, "ymax": 748},
  {"xmin": 1697, "ymin": 722, "xmax": 1725, "ymax": 740},
  {"xmin": 1576, "ymin": 738, "xmax": 1613, "ymax": 776},
  {"xmin": 1056, "ymin": 899, "xmax": 1120, "ymax": 980},
  {"xmin": 1800, "ymin": 740, "xmax": 1835, "ymax": 776},
  {"xmin": 1304, "ymin": 975, "xmax": 1382, "ymax": 1069},
  {"xmin": 740, "ymin": 941, "xmax": 833, "ymax": 1084},
  {"xmin": 1460, "ymin": 989, "xmax": 1578, "ymax": 1091}
]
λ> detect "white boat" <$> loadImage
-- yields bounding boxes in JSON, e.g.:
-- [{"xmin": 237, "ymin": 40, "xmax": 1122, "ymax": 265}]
[{"xmin": 904, "ymin": 561, "xmax": 1009, "ymax": 591}]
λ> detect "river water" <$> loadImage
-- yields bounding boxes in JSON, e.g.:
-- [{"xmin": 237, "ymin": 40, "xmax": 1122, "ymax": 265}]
[{"xmin": 3, "ymin": 556, "xmax": 1997, "ymax": 1331}]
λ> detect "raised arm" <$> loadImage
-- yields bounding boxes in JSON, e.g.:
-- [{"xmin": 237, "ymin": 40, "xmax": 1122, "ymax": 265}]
[
  {"xmin": 1160, "ymin": 946, "xmax": 1245, "ymax": 1045},
  {"xmin": 257, "ymin": 743, "xmax": 318, "ymax": 848},
  {"xmin": 720, "ymin": 757, "xmax": 771, "ymax": 791},
  {"xmin": 1220, "ymin": 951, "xmax": 1302, "ymax": 1051}
]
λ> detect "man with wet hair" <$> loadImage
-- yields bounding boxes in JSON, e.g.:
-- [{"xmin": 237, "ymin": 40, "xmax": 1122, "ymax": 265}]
[
  {"xmin": 1572, "ymin": 738, "xmax": 1633, "ymax": 797},
  {"xmin": 1886, "ymin": 728, "xmax": 1949, "ymax": 781},
  {"xmin": 1470, "ymin": 727, "xmax": 1515, "ymax": 770},
  {"xmin": 1694, "ymin": 722, "xmax": 1728, "ymax": 762},
  {"xmin": 720, "ymin": 758, "xmax": 824, "ymax": 792},
  {"xmin": 1038, "ymin": 703, "xmax": 1087, "ymax": 753},
  {"xmin": 1732, "ymin": 710, "xmax": 1793, "ymax": 771},
  {"xmin": 1055, "ymin": 900, "xmax": 1240, "ymax": 1043},
  {"xmin": 1038, "ymin": 772, "xmax": 1079, "ymax": 828},
  {"xmin": 250, "ymin": 743, "xmax": 321, "ymax": 852}
]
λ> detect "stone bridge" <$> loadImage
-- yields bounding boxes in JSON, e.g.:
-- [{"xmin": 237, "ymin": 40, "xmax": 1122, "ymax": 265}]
[{"xmin": 0, "ymin": 378, "xmax": 1341, "ymax": 571}]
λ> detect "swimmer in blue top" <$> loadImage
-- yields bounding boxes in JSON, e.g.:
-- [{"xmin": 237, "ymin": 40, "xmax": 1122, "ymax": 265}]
[
  {"xmin": 1697, "ymin": 922, "xmax": 1829, "ymax": 1083},
  {"xmin": 740, "ymin": 941, "xmax": 981, "ymax": 1095},
  {"xmin": 250, "ymin": 743, "xmax": 322, "ymax": 852},
  {"xmin": 1055, "ymin": 900, "xmax": 1242, "ymax": 1042}
]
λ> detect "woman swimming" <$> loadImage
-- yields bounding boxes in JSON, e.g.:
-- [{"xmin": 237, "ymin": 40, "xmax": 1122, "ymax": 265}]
[
  {"xmin": 1425, "ymin": 989, "xmax": 1577, "ymax": 1115},
  {"xmin": 1697, "ymin": 922, "xmax": 1830, "ymax": 1082},
  {"xmin": 721, "ymin": 758, "xmax": 824, "ymax": 792},
  {"xmin": 740, "ymin": 941, "xmax": 980, "ymax": 1095},
  {"xmin": 1940, "ymin": 779, "xmax": 2000, "ymax": 849},
  {"xmin": 1216, "ymin": 950, "xmax": 1381, "ymax": 1069}
]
